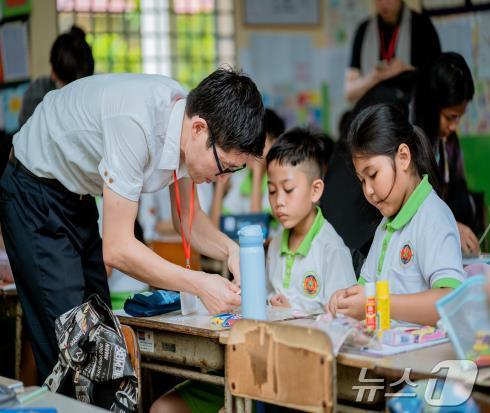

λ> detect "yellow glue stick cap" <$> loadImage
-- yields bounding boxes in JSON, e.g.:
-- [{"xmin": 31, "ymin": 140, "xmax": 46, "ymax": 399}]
[{"xmin": 376, "ymin": 280, "xmax": 389, "ymax": 295}]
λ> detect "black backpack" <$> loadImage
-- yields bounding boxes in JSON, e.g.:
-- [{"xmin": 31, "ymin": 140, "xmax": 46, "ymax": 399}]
[{"xmin": 44, "ymin": 294, "xmax": 138, "ymax": 412}]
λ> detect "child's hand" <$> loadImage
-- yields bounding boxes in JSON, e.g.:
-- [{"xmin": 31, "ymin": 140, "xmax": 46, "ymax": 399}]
[
  {"xmin": 336, "ymin": 285, "xmax": 366, "ymax": 320},
  {"xmin": 325, "ymin": 288, "xmax": 348, "ymax": 316},
  {"xmin": 270, "ymin": 294, "xmax": 290, "ymax": 307}
]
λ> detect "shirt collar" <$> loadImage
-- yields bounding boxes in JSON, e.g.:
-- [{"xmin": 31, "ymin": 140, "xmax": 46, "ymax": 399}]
[
  {"xmin": 385, "ymin": 174, "xmax": 432, "ymax": 232},
  {"xmin": 158, "ymin": 98, "xmax": 186, "ymax": 172},
  {"xmin": 280, "ymin": 207, "xmax": 325, "ymax": 257}
]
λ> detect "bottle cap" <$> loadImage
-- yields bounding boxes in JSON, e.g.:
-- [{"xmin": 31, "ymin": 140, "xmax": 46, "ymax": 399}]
[
  {"xmin": 238, "ymin": 224, "xmax": 264, "ymax": 246},
  {"xmin": 365, "ymin": 282, "xmax": 376, "ymax": 297}
]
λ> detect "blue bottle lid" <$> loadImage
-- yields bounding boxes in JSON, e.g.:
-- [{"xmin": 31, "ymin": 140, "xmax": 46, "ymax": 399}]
[{"xmin": 238, "ymin": 224, "xmax": 264, "ymax": 246}]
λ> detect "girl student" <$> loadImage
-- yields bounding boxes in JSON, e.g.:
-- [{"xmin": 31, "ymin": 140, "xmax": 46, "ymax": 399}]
[{"xmin": 327, "ymin": 103, "xmax": 466, "ymax": 326}]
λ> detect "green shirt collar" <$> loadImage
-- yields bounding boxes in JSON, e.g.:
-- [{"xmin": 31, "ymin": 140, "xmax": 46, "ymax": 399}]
[
  {"xmin": 385, "ymin": 174, "xmax": 432, "ymax": 232},
  {"xmin": 280, "ymin": 207, "xmax": 325, "ymax": 257}
]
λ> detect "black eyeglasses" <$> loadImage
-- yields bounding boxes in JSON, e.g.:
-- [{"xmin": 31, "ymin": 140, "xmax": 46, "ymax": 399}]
[{"xmin": 211, "ymin": 137, "xmax": 246, "ymax": 176}]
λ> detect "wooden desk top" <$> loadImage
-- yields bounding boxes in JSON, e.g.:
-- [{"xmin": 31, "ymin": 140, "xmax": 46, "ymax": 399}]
[
  {"xmin": 117, "ymin": 307, "xmax": 307, "ymax": 340},
  {"xmin": 118, "ymin": 310, "xmax": 224, "ymax": 339}
]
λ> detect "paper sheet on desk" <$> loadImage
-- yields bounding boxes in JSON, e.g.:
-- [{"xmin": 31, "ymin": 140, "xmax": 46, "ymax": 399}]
[{"xmin": 342, "ymin": 337, "xmax": 449, "ymax": 357}]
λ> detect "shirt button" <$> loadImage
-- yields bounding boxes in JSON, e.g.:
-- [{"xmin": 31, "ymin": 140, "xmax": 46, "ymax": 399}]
[
  {"xmin": 104, "ymin": 171, "xmax": 108, "ymax": 176},
  {"xmin": 108, "ymin": 178, "xmax": 113, "ymax": 184}
]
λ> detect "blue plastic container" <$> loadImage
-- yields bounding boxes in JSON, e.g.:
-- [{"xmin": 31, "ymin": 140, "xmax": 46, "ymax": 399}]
[{"xmin": 238, "ymin": 225, "xmax": 267, "ymax": 320}]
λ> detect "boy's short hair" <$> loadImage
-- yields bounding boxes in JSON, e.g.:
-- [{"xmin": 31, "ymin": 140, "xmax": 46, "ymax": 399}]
[
  {"xmin": 266, "ymin": 127, "xmax": 333, "ymax": 179},
  {"xmin": 265, "ymin": 108, "xmax": 285, "ymax": 141},
  {"xmin": 186, "ymin": 66, "xmax": 265, "ymax": 158}
]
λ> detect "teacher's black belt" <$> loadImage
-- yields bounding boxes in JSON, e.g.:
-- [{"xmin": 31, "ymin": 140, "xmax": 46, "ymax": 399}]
[{"xmin": 10, "ymin": 157, "xmax": 92, "ymax": 201}]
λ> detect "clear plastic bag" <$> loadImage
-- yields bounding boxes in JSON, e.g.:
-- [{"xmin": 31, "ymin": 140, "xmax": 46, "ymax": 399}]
[
  {"xmin": 436, "ymin": 275, "xmax": 490, "ymax": 362},
  {"xmin": 313, "ymin": 313, "xmax": 380, "ymax": 355}
]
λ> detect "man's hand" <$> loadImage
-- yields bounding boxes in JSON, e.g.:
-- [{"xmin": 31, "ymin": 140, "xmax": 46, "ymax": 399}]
[
  {"xmin": 198, "ymin": 273, "xmax": 241, "ymax": 315},
  {"xmin": 227, "ymin": 243, "xmax": 241, "ymax": 286},
  {"xmin": 270, "ymin": 294, "xmax": 291, "ymax": 308}
]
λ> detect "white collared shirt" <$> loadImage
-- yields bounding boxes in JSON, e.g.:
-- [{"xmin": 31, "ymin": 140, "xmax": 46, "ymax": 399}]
[
  {"xmin": 13, "ymin": 73, "xmax": 189, "ymax": 201},
  {"xmin": 266, "ymin": 209, "xmax": 356, "ymax": 314},
  {"xmin": 360, "ymin": 190, "xmax": 466, "ymax": 294}
]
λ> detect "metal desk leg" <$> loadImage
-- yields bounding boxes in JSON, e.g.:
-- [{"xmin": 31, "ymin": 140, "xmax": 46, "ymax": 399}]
[
  {"xmin": 224, "ymin": 381, "xmax": 233, "ymax": 413},
  {"xmin": 244, "ymin": 398, "xmax": 252, "ymax": 413}
]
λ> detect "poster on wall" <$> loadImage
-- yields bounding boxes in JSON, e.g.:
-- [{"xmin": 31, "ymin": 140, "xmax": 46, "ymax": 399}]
[
  {"xmin": 0, "ymin": 82, "xmax": 29, "ymax": 133},
  {"xmin": 0, "ymin": 22, "xmax": 30, "ymax": 82},
  {"xmin": 0, "ymin": 0, "xmax": 31, "ymax": 19}
]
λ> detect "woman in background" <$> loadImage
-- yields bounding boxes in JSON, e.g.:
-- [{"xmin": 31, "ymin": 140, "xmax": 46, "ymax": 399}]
[{"xmin": 412, "ymin": 52, "xmax": 480, "ymax": 257}]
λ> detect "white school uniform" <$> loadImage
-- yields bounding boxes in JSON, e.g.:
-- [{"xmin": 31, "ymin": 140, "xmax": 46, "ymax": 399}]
[
  {"xmin": 266, "ymin": 207, "xmax": 356, "ymax": 313},
  {"xmin": 359, "ymin": 175, "xmax": 466, "ymax": 293}
]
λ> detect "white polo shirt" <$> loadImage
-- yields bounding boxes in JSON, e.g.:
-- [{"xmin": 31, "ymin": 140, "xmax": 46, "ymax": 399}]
[
  {"xmin": 359, "ymin": 175, "xmax": 466, "ymax": 293},
  {"xmin": 13, "ymin": 74, "xmax": 189, "ymax": 201},
  {"xmin": 266, "ymin": 207, "xmax": 356, "ymax": 313}
]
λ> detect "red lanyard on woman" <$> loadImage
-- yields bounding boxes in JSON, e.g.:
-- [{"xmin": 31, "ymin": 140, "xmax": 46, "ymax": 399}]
[
  {"xmin": 173, "ymin": 171, "xmax": 195, "ymax": 269},
  {"xmin": 379, "ymin": 25, "xmax": 400, "ymax": 64}
]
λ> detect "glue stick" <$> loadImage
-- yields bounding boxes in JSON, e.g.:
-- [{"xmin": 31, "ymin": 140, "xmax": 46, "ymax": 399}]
[
  {"xmin": 376, "ymin": 280, "xmax": 391, "ymax": 338},
  {"xmin": 365, "ymin": 282, "xmax": 377, "ymax": 331}
]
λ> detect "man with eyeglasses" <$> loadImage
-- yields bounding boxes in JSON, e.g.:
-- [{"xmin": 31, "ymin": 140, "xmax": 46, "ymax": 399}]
[{"xmin": 1, "ymin": 68, "xmax": 265, "ymax": 382}]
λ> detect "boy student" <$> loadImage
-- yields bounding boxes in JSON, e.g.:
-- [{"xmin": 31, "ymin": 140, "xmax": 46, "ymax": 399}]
[
  {"xmin": 150, "ymin": 127, "xmax": 353, "ymax": 413},
  {"xmin": 266, "ymin": 127, "xmax": 356, "ymax": 313}
]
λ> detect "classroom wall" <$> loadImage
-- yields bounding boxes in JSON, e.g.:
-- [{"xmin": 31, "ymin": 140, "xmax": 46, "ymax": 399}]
[
  {"xmin": 235, "ymin": 0, "xmax": 420, "ymax": 137},
  {"xmin": 235, "ymin": 0, "xmax": 489, "ymax": 139},
  {"xmin": 29, "ymin": 0, "xmax": 57, "ymax": 78}
]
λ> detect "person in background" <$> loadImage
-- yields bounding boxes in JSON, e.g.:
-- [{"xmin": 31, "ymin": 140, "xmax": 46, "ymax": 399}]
[
  {"xmin": 345, "ymin": 0, "xmax": 440, "ymax": 102},
  {"xmin": 412, "ymin": 52, "xmax": 480, "ymax": 257},
  {"xmin": 19, "ymin": 25, "xmax": 94, "ymax": 127},
  {"xmin": 8, "ymin": 25, "xmax": 94, "ymax": 386}
]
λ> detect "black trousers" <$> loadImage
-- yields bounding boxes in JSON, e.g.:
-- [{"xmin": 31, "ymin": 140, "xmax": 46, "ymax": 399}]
[{"xmin": 0, "ymin": 161, "xmax": 110, "ymax": 382}]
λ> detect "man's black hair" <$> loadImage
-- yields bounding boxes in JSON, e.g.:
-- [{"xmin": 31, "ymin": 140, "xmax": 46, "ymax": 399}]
[
  {"xmin": 266, "ymin": 127, "xmax": 333, "ymax": 179},
  {"xmin": 186, "ymin": 67, "xmax": 265, "ymax": 157}
]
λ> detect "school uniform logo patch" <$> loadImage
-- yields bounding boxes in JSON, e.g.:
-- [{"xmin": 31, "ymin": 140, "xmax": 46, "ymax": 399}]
[
  {"xmin": 303, "ymin": 272, "xmax": 319, "ymax": 297},
  {"xmin": 400, "ymin": 243, "xmax": 414, "ymax": 266}
]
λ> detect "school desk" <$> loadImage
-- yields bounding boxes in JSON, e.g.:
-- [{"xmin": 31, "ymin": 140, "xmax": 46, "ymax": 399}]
[
  {"xmin": 0, "ymin": 286, "xmax": 21, "ymax": 380},
  {"xmin": 116, "ymin": 308, "xmax": 310, "ymax": 413},
  {"xmin": 118, "ymin": 310, "xmax": 490, "ymax": 412}
]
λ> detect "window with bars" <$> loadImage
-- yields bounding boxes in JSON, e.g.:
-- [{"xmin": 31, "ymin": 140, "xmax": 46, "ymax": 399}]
[{"xmin": 57, "ymin": 0, "xmax": 235, "ymax": 90}]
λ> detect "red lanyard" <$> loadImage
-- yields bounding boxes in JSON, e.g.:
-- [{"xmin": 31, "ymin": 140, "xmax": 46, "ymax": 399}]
[
  {"xmin": 380, "ymin": 25, "xmax": 400, "ymax": 64},
  {"xmin": 173, "ymin": 171, "xmax": 195, "ymax": 269}
]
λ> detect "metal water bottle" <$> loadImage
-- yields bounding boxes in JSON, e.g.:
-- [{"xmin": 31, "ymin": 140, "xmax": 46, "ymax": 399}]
[{"xmin": 238, "ymin": 225, "xmax": 267, "ymax": 320}]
